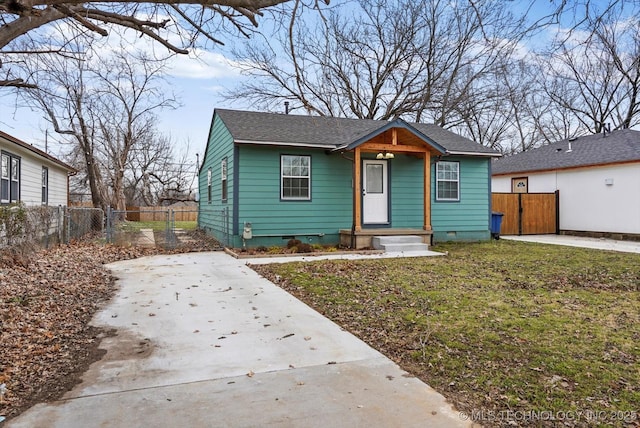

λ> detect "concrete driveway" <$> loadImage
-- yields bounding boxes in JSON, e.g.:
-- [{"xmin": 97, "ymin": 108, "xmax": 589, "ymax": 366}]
[
  {"xmin": 502, "ymin": 234, "xmax": 640, "ymax": 254},
  {"xmin": 8, "ymin": 252, "xmax": 469, "ymax": 428}
]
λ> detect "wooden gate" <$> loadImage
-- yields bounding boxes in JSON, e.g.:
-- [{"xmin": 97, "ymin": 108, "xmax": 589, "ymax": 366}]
[{"xmin": 492, "ymin": 192, "xmax": 558, "ymax": 235}]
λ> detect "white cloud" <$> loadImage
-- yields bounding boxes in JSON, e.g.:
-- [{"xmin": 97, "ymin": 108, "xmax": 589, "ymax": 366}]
[{"xmin": 167, "ymin": 50, "xmax": 243, "ymax": 80}]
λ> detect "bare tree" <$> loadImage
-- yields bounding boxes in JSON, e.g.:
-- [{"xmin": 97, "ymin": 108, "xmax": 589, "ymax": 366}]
[
  {"xmin": 92, "ymin": 48, "xmax": 176, "ymax": 210},
  {"xmin": 1, "ymin": 0, "xmax": 331, "ymax": 88},
  {"xmin": 536, "ymin": 2, "xmax": 640, "ymax": 135},
  {"xmin": 228, "ymin": 0, "xmax": 527, "ymax": 135},
  {"xmin": 20, "ymin": 35, "xmax": 178, "ymax": 210},
  {"xmin": 18, "ymin": 39, "xmax": 108, "ymax": 208},
  {"xmin": 124, "ymin": 134, "xmax": 196, "ymax": 206}
]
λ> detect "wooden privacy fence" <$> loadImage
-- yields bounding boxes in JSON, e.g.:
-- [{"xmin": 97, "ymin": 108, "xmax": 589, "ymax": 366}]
[
  {"xmin": 491, "ymin": 192, "xmax": 559, "ymax": 235},
  {"xmin": 126, "ymin": 206, "xmax": 198, "ymax": 222}
]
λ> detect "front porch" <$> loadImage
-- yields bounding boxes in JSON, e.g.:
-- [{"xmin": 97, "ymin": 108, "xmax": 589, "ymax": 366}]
[
  {"xmin": 339, "ymin": 228, "xmax": 433, "ymax": 249},
  {"xmin": 336, "ymin": 125, "xmax": 443, "ymax": 249}
]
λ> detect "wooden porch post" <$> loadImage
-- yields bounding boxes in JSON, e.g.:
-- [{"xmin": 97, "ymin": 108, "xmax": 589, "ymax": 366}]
[
  {"xmin": 423, "ymin": 151, "xmax": 432, "ymax": 231},
  {"xmin": 354, "ymin": 147, "xmax": 362, "ymax": 232}
]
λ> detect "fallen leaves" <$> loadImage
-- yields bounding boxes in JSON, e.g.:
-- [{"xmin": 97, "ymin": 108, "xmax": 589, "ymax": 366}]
[
  {"xmin": 0, "ymin": 242, "xmax": 162, "ymax": 420},
  {"xmin": 0, "ymin": 231, "xmax": 221, "ymax": 421}
]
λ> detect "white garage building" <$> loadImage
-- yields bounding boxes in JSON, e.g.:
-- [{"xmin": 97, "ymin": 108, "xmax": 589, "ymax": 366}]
[{"xmin": 492, "ymin": 129, "xmax": 640, "ymax": 239}]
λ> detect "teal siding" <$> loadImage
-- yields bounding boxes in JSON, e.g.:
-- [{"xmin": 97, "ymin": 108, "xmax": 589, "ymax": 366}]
[
  {"xmin": 198, "ymin": 118, "xmax": 492, "ymax": 247},
  {"xmin": 431, "ymin": 156, "xmax": 491, "ymax": 242},
  {"xmin": 389, "ymin": 154, "xmax": 423, "ymax": 228},
  {"xmin": 236, "ymin": 146, "xmax": 353, "ymax": 247},
  {"xmin": 198, "ymin": 115, "xmax": 235, "ymax": 245}
]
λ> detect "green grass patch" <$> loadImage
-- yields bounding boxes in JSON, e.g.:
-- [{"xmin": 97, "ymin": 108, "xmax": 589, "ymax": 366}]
[
  {"xmin": 118, "ymin": 220, "xmax": 197, "ymax": 232},
  {"xmin": 252, "ymin": 240, "xmax": 640, "ymax": 427}
]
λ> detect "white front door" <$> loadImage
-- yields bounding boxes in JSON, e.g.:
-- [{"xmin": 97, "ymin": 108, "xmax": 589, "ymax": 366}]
[{"xmin": 363, "ymin": 159, "xmax": 388, "ymax": 224}]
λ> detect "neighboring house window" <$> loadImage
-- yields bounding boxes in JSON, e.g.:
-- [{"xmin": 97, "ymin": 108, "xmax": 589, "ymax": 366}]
[
  {"xmin": 42, "ymin": 166, "xmax": 49, "ymax": 205},
  {"xmin": 207, "ymin": 167, "xmax": 212, "ymax": 203},
  {"xmin": 221, "ymin": 158, "xmax": 228, "ymax": 202},
  {"xmin": 281, "ymin": 155, "xmax": 311, "ymax": 200},
  {"xmin": 1, "ymin": 152, "xmax": 20, "ymax": 203},
  {"xmin": 436, "ymin": 161, "xmax": 459, "ymax": 201}
]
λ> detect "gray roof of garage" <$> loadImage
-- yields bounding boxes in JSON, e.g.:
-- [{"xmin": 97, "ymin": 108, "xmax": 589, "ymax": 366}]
[{"xmin": 492, "ymin": 129, "xmax": 640, "ymax": 175}]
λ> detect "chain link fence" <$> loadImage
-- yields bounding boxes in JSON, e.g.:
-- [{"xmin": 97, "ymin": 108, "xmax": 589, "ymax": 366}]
[
  {"xmin": 0, "ymin": 205, "xmax": 104, "ymax": 250},
  {"xmin": 105, "ymin": 207, "xmax": 202, "ymax": 249},
  {"xmin": 200, "ymin": 207, "xmax": 231, "ymax": 247}
]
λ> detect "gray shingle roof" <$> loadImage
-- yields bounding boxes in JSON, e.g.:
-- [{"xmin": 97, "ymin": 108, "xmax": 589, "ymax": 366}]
[
  {"xmin": 492, "ymin": 129, "xmax": 640, "ymax": 175},
  {"xmin": 214, "ymin": 109, "xmax": 499, "ymax": 156}
]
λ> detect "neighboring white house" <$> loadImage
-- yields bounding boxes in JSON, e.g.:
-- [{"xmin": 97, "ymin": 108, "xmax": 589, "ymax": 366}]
[
  {"xmin": 0, "ymin": 130, "xmax": 75, "ymax": 207},
  {"xmin": 492, "ymin": 129, "xmax": 640, "ymax": 238}
]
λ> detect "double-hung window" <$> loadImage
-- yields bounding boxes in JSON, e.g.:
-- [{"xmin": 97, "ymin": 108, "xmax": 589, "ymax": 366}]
[
  {"xmin": 436, "ymin": 161, "xmax": 460, "ymax": 201},
  {"xmin": 281, "ymin": 155, "xmax": 311, "ymax": 200},
  {"xmin": 1, "ymin": 152, "xmax": 20, "ymax": 204}
]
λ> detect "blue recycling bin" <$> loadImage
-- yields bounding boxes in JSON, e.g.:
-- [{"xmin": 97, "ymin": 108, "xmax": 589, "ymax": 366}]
[{"xmin": 491, "ymin": 212, "xmax": 504, "ymax": 240}]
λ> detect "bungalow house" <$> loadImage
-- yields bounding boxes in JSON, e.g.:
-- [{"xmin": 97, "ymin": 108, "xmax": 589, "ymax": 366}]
[
  {"xmin": 198, "ymin": 109, "xmax": 500, "ymax": 249},
  {"xmin": 492, "ymin": 129, "xmax": 640, "ymax": 239},
  {"xmin": 1, "ymin": 130, "xmax": 75, "ymax": 207}
]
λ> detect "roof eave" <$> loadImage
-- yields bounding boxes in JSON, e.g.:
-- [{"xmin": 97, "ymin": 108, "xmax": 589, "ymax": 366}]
[
  {"xmin": 0, "ymin": 130, "xmax": 76, "ymax": 172},
  {"xmin": 446, "ymin": 150, "xmax": 503, "ymax": 158},
  {"xmin": 234, "ymin": 139, "xmax": 338, "ymax": 149},
  {"xmin": 492, "ymin": 158, "xmax": 640, "ymax": 176}
]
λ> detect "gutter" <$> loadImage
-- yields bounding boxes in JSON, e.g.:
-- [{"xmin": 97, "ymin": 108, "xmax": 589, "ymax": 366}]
[
  {"xmin": 234, "ymin": 139, "xmax": 337, "ymax": 149},
  {"xmin": 446, "ymin": 150, "xmax": 502, "ymax": 157}
]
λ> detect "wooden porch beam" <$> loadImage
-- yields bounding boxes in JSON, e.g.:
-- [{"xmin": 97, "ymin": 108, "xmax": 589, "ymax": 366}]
[
  {"xmin": 391, "ymin": 128, "xmax": 398, "ymax": 146},
  {"xmin": 354, "ymin": 147, "xmax": 362, "ymax": 232},
  {"xmin": 359, "ymin": 143, "xmax": 427, "ymax": 153},
  {"xmin": 424, "ymin": 151, "xmax": 432, "ymax": 231}
]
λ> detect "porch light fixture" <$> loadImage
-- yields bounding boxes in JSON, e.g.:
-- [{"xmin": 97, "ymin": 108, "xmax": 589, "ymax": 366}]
[{"xmin": 376, "ymin": 152, "xmax": 395, "ymax": 160}]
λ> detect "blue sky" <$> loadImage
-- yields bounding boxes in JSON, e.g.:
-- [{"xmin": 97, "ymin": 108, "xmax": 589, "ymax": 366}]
[
  {"xmin": 0, "ymin": 46, "xmax": 249, "ymax": 173},
  {"xmin": 0, "ymin": 0, "xmax": 549, "ymax": 159},
  {"xmin": 0, "ymin": 0, "xmax": 631, "ymax": 181}
]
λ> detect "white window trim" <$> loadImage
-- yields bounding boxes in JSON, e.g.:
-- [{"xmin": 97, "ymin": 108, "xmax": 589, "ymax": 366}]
[
  {"xmin": 221, "ymin": 158, "xmax": 228, "ymax": 202},
  {"xmin": 1, "ymin": 154, "xmax": 8, "ymax": 203},
  {"xmin": 42, "ymin": 166, "xmax": 49, "ymax": 205},
  {"xmin": 1, "ymin": 152, "xmax": 20, "ymax": 204},
  {"xmin": 435, "ymin": 161, "xmax": 460, "ymax": 202},
  {"xmin": 281, "ymin": 155, "xmax": 311, "ymax": 201}
]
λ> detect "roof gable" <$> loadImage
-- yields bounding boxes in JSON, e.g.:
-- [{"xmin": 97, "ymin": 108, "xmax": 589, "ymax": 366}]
[
  {"xmin": 492, "ymin": 129, "xmax": 640, "ymax": 175},
  {"xmin": 214, "ymin": 109, "xmax": 500, "ymax": 156}
]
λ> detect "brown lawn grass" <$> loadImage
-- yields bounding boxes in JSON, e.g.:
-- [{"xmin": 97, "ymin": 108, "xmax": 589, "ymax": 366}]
[{"xmin": 252, "ymin": 240, "xmax": 640, "ymax": 427}]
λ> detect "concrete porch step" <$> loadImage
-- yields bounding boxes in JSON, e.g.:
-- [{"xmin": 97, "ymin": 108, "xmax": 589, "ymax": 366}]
[{"xmin": 372, "ymin": 235, "xmax": 429, "ymax": 252}]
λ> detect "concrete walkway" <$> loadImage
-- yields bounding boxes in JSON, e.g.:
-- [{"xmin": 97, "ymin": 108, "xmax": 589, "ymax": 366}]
[
  {"xmin": 502, "ymin": 234, "xmax": 640, "ymax": 254},
  {"xmin": 8, "ymin": 252, "xmax": 468, "ymax": 428}
]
